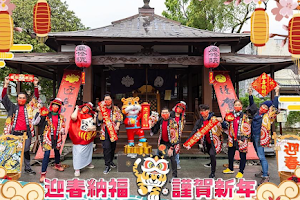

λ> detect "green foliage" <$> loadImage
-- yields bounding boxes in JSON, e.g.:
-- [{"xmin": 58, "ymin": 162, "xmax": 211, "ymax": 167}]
[
  {"xmin": 162, "ymin": 0, "xmax": 255, "ymax": 32},
  {"xmin": 239, "ymin": 94, "xmax": 270, "ymax": 109},
  {"xmin": 1, "ymin": 0, "xmax": 87, "ymax": 102},
  {"xmin": 286, "ymin": 111, "xmax": 300, "ymax": 127}
]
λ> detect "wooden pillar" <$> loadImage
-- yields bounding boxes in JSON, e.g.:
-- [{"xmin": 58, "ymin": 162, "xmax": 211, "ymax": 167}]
[
  {"xmin": 17, "ymin": 64, "xmax": 22, "ymax": 94},
  {"xmin": 236, "ymin": 72, "xmax": 240, "ymax": 98},
  {"xmin": 52, "ymin": 73, "xmax": 56, "ymax": 98},
  {"xmin": 100, "ymin": 68, "xmax": 106, "ymax": 99},
  {"xmin": 202, "ymin": 67, "xmax": 212, "ymax": 109},
  {"xmin": 270, "ymin": 65, "xmax": 275, "ymax": 99},
  {"xmin": 57, "ymin": 68, "xmax": 64, "ymax": 89},
  {"xmin": 83, "ymin": 66, "xmax": 93, "ymax": 102},
  {"xmin": 188, "ymin": 68, "xmax": 193, "ymax": 112}
]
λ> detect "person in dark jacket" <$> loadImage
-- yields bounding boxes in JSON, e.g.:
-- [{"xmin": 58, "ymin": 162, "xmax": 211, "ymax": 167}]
[
  {"xmin": 187, "ymin": 104, "xmax": 224, "ymax": 178},
  {"xmin": 248, "ymin": 86, "xmax": 279, "ymax": 184},
  {"xmin": 150, "ymin": 107, "xmax": 180, "ymax": 179},
  {"xmin": 1, "ymin": 76, "xmax": 39, "ymax": 175}
]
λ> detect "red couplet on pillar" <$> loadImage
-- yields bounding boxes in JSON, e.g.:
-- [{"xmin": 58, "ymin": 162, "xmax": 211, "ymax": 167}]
[
  {"xmin": 141, "ymin": 102, "xmax": 151, "ymax": 130},
  {"xmin": 209, "ymin": 71, "xmax": 214, "ymax": 84},
  {"xmin": 81, "ymin": 71, "xmax": 85, "ymax": 85}
]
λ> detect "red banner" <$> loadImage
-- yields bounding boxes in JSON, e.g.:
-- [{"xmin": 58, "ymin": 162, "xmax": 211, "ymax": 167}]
[
  {"xmin": 212, "ymin": 71, "xmax": 237, "ymax": 118},
  {"xmin": 183, "ymin": 117, "xmax": 219, "ymax": 149},
  {"xmin": 99, "ymin": 101, "xmax": 118, "ymax": 142},
  {"xmin": 209, "ymin": 71, "xmax": 214, "ymax": 85},
  {"xmin": 252, "ymin": 72, "xmax": 278, "ymax": 97},
  {"xmin": 141, "ymin": 102, "xmax": 150, "ymax": 130},
  {"xmin": 35, "ymin": 70, "xmax": 82, "ymax": 160},
  {"xmin": 9, "ymin": 74, "xmax": 34, "ymax": 82}
]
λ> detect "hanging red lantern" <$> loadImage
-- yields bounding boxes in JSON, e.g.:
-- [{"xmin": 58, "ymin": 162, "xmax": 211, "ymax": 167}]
[
  {"xmin": 203, "ymin": 46, "xmax": 220, "ymax": 69},
  {"xmin": 33, "ymin": 0, "xmax": 51, "ymax": 43},
  {"xmin": 75, "ymin": 45, "xmax": 92, "ymax": 68},
  {"xmin": 289, "ymin": 13, "xmax": 300, "ymax": 67}
]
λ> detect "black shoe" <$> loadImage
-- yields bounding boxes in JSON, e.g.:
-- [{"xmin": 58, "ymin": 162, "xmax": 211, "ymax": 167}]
[
  {"xmin": 24, "ymin": 169, "xmax": 36, "ymax": 175},
  {"xmin": 209, "ymin": 173, "xmax": 215, "ymax": 179},
  {"xmin": 255, "ymin": 171, "xmax": 270, "ymax": 178},
  {"xmin": 259, "ymin": 176, "xmax": 270, "ymax": 185},
  {"xmin": 204, "ymin": 163, "xmax": 211, "ymax": 168},
  {"xmin": 110, "ymin": 162, "xmax": 117, "ymax": 168},
  {"xmin": 103, "ymin": 166, "xmax": 111, "ymax": 175}
]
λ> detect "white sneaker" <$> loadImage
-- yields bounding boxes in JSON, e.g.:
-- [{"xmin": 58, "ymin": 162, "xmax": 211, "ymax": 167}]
[
  {"xmin": 74, "ymin": 170, "xmax": 80, "ymax": 177},
  {"xmin": 86, "ymin": 164, "xmax": 95, "ymax": 169}
]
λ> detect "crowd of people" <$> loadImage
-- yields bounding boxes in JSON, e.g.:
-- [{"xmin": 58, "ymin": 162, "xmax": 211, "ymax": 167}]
[{"xmin": 1, "ymin": 76, "xmax": 279, "ymax": 185}]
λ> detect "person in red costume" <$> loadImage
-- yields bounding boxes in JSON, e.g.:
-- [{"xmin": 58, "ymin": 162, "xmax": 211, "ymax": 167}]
[
  {"xmin": 70, "ymin": 102, "xmax": 97, "ymax": 177},
  {"xmin": 1, "ymin": 76, "xmax": 39, "ymax": 175},
  {"xmin": 121, "ymin": 97, "xmax": 147, "ymax": 146},
  {"xmin": 170, "ymin": 101, "xmax": 186, "ymax": 170},
  {"xmin": 33, "ymin": 98, "xmax": 66, "ymax": 183}
]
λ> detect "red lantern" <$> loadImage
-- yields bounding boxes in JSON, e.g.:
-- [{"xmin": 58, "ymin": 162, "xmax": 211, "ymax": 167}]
[
  {"xmin": 33, "ymin": 0, "xmax": 51, "ymax": 43},
  {"xmin": 289, "ymin": 13, "xmax": 300, "ymax": 67},
  {"xmin": 141, "ymin": 102, "xmax": 151, "ymax": 130},
  {"xmin": 204, "ymin": 46, "xmax": 220, "ymax": 68},
  {"xmin": 75, "ymin": 45, "xmax": 92, "ymax": 68}
]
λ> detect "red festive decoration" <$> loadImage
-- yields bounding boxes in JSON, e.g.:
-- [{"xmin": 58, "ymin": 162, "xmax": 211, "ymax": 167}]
[
  {"xmin": 289, "ymin": 13, "xmax": 300, "ymax": 67},
  {"xmin": 40, "ymin": 107, "xmax": 49, "ymax": 117},
  {"xmin": 141, "ymin": 102, "xmax": 150, "ymax": 130},
  {"xmin": 209, "ymin": 71, "xmax": 214, "ymax": 84},
  {"xmin": 225, "ymin": 112, "xmax": 235, "ymax": 122},
  {"xmin": 33, "ymin": 0, "xmax": 51, "ymax": 43},
  {"xmin": 81, "ymin": 71, "xmax": 86, "ymax": 85},
  {"xmin": 203, "ymin": 46, "xmax": 220, "ymax": 69},
  {"xmin": 75, "ymin": 45, "xmax": 92, "ymax": 68},
  {"xmin": 9, "ymin": 74, "xmax": 34, "ymax": 82},
  {"xmin": 252, "ymin": 72, "xmax": 278, "ymax": 97}
]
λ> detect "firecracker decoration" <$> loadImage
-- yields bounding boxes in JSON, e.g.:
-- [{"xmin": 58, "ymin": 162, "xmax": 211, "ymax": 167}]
[
  {"xmin": 251, "ymin": 1, "xmax": 269, "ymax": 47},
  {"xmin": 33, "ymin": 0, "xmax": 51, "ymax": 43},
  {"xmin": 9, "ymin": 74, "xmax": 34, "ymax": 82},
  {"xmin": 252, "ymin": 72, "xmax": 278, "ymax": 97},
  {"xmin": 289, "ymin": 7, "xmax": 300, "ymax": 68}
]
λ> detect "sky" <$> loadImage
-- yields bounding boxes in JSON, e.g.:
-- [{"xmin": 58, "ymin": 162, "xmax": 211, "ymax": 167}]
[{"xmin": 64, "ymin": 0, "xmax": 288, "ymax": 36}]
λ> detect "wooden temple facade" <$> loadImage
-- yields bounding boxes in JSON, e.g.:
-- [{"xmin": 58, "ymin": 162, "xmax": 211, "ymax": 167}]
[{"xmin": 6, "ymin": 2, "xmax": 293, "ymax": 116}]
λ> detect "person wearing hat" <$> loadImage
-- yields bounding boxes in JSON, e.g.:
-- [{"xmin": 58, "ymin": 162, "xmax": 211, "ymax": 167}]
[
  {"xmin": 33, "ymin": 98, "xmax": 66, "ymax": 183},
  {"xmin": 70, "ymin": 102, "xmax": 97, "ymax": 177},
  {"xmin": 248, "ymin": 86, "xmax": 279, "ymax": 184},
  {"xmin": 170, "ymin": 101, "xmax": 186, "ymax": 170},
  {"xmin": 1, "ymin": 76, "xmax": 40, "ymax": 175},
  {"xmin": 97, "ymin": 94, "xmax": 123, "ymax": 174}
]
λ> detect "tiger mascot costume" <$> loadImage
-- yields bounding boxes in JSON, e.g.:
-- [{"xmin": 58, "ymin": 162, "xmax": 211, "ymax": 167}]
[{"xmin": 121, "ymin": 97, "xmax": 147, "ymax": 146}]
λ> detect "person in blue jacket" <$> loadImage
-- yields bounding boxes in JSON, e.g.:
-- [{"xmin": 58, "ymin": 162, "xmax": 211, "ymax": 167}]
[{"xmin": 248, "ymin": 86, "xmax": 279, "ymax": 184}]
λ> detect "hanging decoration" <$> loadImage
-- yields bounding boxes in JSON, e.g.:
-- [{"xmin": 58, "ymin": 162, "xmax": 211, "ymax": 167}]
[
  {"xmin": 203, "ymin": 46, "xmax": 220, "ymax": 69},
  {"xmin": 33, "ymin": 0, "xmax": 51, "ymax": 43},
  {"xmin": 289, "ymin": 12, "xmax": 300, "ymax": 67},
  {"xmin": 250, "ymin": 1, "xmax": 269, "ymax": 47},
  {"xmin": 0, "ymin": 1, "xmax": 32, "ymax": 68},
  {"xmin": 75, "ymin": 45, "xmax": 92, "ymax": 68},
  {"xmin": 9, "ymin": 74, "xmax": 34, "ymax": 82},
  {"xmin": 252, "ymin": 72, "xmax": 278, "ymax": 97}
]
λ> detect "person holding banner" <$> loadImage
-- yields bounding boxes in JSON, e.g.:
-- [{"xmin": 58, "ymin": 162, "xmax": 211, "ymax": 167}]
[
  {"xmin": 170, "ymin": 101, "xmax": 186, "ymax": 170},
  {"xmin": 150, "ymin": 107, "xmax": 179, "ymax": 179},
  {"xmin": 223, "ymin": 99, "xmax": 251, "ymax": 179},
  {"xmin": 248, "ymin": 86, "xmax": 279, "ymax": 184},
  {"xmin": 97, "ymin": 94, "xmax": 123, "ymax": 174},
  {"xmin": 70, "ymin": 102, "xmax": 97, "ymax": 177},
  {"xmin": 1, "ymin": 76, "xmax": 40, "ymax": 175},
  {"xmin": 32, "ymin": 98, "xmax": 66, "ymax": 183},
  {"xmin": 186, "ymin": 104, "xmax": 224, "ymax": 179}
]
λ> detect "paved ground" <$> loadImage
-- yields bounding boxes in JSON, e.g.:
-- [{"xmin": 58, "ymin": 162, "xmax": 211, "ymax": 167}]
[{"xmin": 19, "ymin": 155, "xmax": 280, "ymax": 199}]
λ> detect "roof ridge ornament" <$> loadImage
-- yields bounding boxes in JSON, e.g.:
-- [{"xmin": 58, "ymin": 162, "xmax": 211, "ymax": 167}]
[{"xmin": 142, "ymin": 0, "xmax": 151, "ymax": 9}]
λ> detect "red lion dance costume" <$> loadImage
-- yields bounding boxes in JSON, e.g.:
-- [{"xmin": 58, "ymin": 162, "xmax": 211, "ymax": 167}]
[
  {"xmin": 69, "ymin": 102, "xmax": 97, "ymax": 177},
  {"xmin": 121, "ymin": 97, "xmax": 147, "ymax": 146}
]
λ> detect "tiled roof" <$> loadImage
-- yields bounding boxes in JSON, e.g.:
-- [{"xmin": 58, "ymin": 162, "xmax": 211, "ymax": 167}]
[{"xmin": 48, "ymin": 13, "xmax": 250, "ymax": 39}]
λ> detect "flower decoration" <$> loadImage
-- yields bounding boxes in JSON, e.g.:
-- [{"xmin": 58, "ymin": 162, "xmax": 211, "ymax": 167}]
[
  {"xmin": 279, "ymin": 0, "xmax": 298, "ymax": 17},
  {"xmin": 0, "ymin": 0, "xmax": 15, "ymax": 15},
  {"xmin": 244, "ymin": 0, "xmax": 266, "ymax": 4}
]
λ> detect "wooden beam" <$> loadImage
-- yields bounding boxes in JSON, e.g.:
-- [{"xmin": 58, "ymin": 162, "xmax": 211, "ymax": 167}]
[
  {"xmin": 83, "ymin": 66, "xmax": 93, "ymax": 102},
  {"xmin": 90, "ymin": 55, "xmax": 203, "ymax": 66},
  {"xmin": 202, "ymin": 67, "xmax": 212, "ymax": 109}
]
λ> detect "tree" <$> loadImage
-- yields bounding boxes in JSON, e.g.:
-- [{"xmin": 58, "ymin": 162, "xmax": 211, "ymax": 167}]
[
  {"xmin": 2, "ymin": 0, "xmax": 87, "ymax": 101},
  {"xmin": 162, "ymin": 0, "xmax": 257, "ymax": 33}
]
